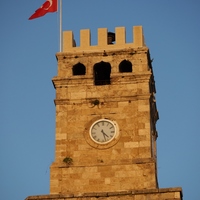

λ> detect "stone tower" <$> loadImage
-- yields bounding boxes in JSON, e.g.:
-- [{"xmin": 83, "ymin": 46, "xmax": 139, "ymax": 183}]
[{"xmin": 26, "ymin": 26, "xmax": 182, "ymax": 200}]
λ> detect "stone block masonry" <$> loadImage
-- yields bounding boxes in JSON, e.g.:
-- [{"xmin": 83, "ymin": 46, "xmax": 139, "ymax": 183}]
[{"xmin": 25, "ymin": 25, "xmax": 182, "ymax": 200}]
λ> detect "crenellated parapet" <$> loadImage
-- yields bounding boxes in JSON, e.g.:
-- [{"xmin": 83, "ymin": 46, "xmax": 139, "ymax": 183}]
[{"xmin": 63, "ymin": 26, "xmax": 145, "ymax": 52}]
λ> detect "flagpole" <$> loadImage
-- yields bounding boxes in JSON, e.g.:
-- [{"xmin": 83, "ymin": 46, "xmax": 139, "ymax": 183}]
[{"xmin": 59, "ymin": 0, "xmax": 62, "ymax": 52}]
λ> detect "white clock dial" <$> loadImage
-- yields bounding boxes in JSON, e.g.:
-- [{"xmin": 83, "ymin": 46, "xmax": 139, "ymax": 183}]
[{"xmin": 89, "ymin": 119, "xmax": 117, "ymax": 144}]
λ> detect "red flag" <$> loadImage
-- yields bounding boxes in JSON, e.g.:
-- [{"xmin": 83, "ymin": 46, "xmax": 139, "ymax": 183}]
[{"xmin": 29, "ymin": 0, "xmax": 57, "ymax": 20}]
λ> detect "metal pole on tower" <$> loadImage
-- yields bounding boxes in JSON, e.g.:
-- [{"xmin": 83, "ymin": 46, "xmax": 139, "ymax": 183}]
[{"xmin": 59, "ymin": 0, "xmax": 62, "ymax": 52}]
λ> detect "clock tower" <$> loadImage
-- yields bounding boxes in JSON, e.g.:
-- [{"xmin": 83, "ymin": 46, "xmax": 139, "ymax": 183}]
[{"xmin": 26, "ymin": 26, "xmax": 183, "ymax": 200}]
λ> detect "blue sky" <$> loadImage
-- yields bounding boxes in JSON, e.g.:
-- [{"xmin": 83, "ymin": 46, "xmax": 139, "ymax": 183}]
[{"xmin": 0, "ymin": 1, "xmax": 200, "ymax": 200}]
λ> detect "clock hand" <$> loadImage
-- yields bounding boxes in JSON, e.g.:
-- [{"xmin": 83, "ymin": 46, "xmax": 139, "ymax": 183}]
[
  {"xmin": 101, "ymin": 130, "xmax": 109, "ymax": 137},
  {"xmin": 101, "ymin": 129, "xmax": 107, "ymax": 141}
]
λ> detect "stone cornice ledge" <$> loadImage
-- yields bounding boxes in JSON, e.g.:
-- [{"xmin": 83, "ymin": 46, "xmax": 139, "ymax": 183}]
[{"xmin": 26, "ymin": 187, "xmax": 182, "ymax": 199}]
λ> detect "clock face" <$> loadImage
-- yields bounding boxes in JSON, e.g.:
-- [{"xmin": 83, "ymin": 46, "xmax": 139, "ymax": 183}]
[{"xmin": 89, "ymin": 119, "xmax": 117, "ymax": 144}]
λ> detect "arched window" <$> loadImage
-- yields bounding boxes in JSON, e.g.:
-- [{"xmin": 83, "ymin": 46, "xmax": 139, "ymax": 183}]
[
  {"xmin": 72, "ymin": 62, "xmax": 86, "ymax": 75},
  {"xmin": 119, "ymin": 60, "xmax": 132, "ymax": 72},
  {"xmin": 93, "ymin": 61, "xmax": 111, "ymax": 85}
]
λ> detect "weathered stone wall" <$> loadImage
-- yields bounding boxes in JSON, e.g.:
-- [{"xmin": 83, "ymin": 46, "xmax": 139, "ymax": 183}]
[
  {"xmin": 50, "ymin": 161, "xmax": 157, "ymax": 194},
  {"xmin": 50, "ymin": 40, "xmax": 158, "ymax": 194},
  {"xmin": 25, "ymin": 26, "xmax": 182, "ymax": 200}
]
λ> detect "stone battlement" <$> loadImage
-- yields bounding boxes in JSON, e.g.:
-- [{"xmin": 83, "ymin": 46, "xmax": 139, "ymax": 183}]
[{"xmin": 63, "ymin": 26, "xmax": 145, "ymax": 52}]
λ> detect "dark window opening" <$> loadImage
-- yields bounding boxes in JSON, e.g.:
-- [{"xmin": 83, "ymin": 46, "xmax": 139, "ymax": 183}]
[
  {"xmin": 108, "ymin": 32, "xmax": 115, "ymax": 44},
  {"xmin": 72, "ymin": 62, "xmax": 86, "ymax": 75},
  {"xmin": 94, "ymin": 61, "xmax": 111, "ymax": 85},
  {"xmin": 119, "ymin": 60, "xmax": 132, "ymax": 72}
]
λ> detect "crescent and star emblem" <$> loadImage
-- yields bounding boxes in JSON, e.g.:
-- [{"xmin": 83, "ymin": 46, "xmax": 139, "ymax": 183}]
[{"xmin": 41, "ymin": 0, "xmax": 53, "ymax": 10}]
